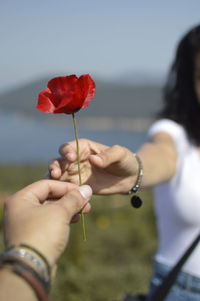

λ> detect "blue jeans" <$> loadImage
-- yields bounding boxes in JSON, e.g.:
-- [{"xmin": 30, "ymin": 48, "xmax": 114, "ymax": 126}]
[{"xmin": 146, "ymin": 261, "xmax": 200, "ymax": 301}]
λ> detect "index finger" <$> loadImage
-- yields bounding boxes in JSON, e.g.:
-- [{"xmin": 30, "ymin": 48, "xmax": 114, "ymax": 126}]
[
  {"xmin": 12, "ymin": 180, "xmax": 79, "ymax": 205},
  {"xmin": 59, "ymin": 139, "xmax": 109, "ymax": 161}
]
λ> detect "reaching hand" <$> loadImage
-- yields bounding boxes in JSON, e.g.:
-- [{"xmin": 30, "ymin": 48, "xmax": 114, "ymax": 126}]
[
  {"xmin": 49, "ymin": 139, "xmax": 137, "ymax": 194},
  {"xmin": 4, "ymin": 180, "xmax": 92, "ymax": 268}
]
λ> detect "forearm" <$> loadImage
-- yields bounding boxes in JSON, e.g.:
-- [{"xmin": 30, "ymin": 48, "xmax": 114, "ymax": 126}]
[
  {"xmin": 137, "ymin": 140, "xmax": 177, "ymax": 187},
  {"xmin": 0, "ymin": 267, "xmax": 38, "ymax": 301}
]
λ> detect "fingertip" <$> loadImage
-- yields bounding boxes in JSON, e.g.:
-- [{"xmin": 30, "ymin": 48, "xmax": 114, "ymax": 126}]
[
  {"xmin": 89, "ymin": 154, "xmax": 104, "ymax": 166},
  {"xmin": 66, "ymin": 152, "xmax": 76, "ymax": 162},
  {"xmin": 82, "ymin": 202, "xmax": 91, "ymax": 213},
  {"xmin": 59, "ymin": 143, "xmax": 73, "ymax": 156},
  {"xmin": 58, "ymin": 144, "xmax": 76, "ymax": 162},
  {"xmin": 70, "ymin": 202, "xmax": 91, "ymax": 223},
  {"xmin": 58, "ymin": 143, "xmax": 68, "ymax": 155},
  {"xmin": 50, "ymin": 168, "xmax": 61, "ymax": 179},
  {"xmin": 70, "ymin": 214, "xmax": 80, "ymax": 223}
]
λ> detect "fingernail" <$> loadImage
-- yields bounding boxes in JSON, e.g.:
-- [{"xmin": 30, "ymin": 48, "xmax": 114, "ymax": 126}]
[{"xmin": 79, "ymin": 185, "xmax": 92, "ymax": 201}]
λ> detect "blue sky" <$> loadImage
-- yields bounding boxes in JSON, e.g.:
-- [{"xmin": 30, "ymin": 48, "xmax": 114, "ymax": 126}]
[{"xmin": 1, "ymin": 0, "xmax": 200, "ymax": 91}]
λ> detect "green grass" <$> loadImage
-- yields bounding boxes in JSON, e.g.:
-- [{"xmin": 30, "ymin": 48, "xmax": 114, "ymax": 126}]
[
  {"xmin": 0, "ymin": 165, "xmax": 157, "ymax": 301},
  {"xmin": 0, "ymin": 164, "xmax": 47, "ymax": 192}
]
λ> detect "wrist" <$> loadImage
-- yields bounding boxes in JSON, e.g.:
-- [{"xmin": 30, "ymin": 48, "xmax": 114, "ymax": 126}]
[
  {"xmin": 6, "ymin": 244, "xmax": 52, "ymax": 280},
  {"xmin": 127, "ymin": 153, "xmax": 144, "ymax": 209},
  {"xmin": 128, "ymin": 153, "xmax": 143, "ymax": 194}
]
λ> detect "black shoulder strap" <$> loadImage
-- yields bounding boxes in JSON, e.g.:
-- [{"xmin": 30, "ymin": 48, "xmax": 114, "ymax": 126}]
[{"xmin": 150, "ymin": 232, "xmax": 200, "ymax": 301}]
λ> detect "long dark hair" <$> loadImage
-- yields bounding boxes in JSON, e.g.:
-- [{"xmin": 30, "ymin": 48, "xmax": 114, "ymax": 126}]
[{"xmin": 159, "ymin": 24, "xmax": 200, "ymax": 145}]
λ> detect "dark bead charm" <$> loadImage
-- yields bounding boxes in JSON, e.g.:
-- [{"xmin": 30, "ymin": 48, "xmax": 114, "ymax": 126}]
[{"xmin": 131, "ymin": 195, "xmax": 143, "ymax": 208}]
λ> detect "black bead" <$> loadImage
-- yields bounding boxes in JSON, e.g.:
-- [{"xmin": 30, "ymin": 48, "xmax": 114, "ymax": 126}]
[{"xmin": 131, "ymin": 195, "xmax": 143, "ymax": 208}]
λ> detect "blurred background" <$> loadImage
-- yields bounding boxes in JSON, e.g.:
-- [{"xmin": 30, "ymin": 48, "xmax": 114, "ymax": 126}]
[
  {"xmin": 1, "ymin": 0, "xmax": 200, "ymax": 162},
  {"xmin": 0, "ymin": 1, "xmax": 199, "ymax": 300}
]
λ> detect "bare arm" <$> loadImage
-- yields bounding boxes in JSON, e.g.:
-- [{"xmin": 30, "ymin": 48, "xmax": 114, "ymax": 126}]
[
  {"xmin": 0, "ymin": 180, "xmax": 92, "ymax": 301},
  {"xmin": 138, "ymin": 132, "xmax": 177, "ymax": 187},
  {"xmin": 0, "ymin": 268, "xmax": 37, "ymax": 301},
  {"xmin": 49, "ymin": 132, "xmax": 177, "ymax": 194}
]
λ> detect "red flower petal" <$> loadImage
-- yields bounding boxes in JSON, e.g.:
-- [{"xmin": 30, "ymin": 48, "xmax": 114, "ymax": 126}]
[
  {"xmin": 36, "ymin": 89, "xmax": 56, "ymax": 113},
  {"xmin": 47, "ymin": 75, "xmax": 77, "ymax": 105},
  {"xmin": 78, "ymin": 74, "xmax": 96, "ymax": 108},
  {"xmin": 36, "ymin": 74, "xmax": 96, "ymax": 114}
]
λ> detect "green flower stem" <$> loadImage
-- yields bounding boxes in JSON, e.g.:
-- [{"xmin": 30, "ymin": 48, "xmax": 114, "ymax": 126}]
[{"xmin": 72, "ymin": 113, "xmax": 86, "ymax": 241}]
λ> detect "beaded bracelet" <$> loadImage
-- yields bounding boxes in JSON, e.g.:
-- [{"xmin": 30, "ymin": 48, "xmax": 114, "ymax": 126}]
[
  {"xmin": 2, "ymin": 248, "xmax": 49, "ymax": 282},
  {"xmin": 7, "ymin": 244, "xmax": 51, "ymax": 277},
  {"xmin": 128, "ymin": 153, "xmax": 144, "ymax": 208}
]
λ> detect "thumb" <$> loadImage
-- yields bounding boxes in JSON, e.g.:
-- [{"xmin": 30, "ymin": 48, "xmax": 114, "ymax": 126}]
[
  {"xmin": 89, "ymin": 145, "xmax": 126, "ymax": 168},
  {"xmin": 58, "ymin": 185, "xmax": 92, "ymax": 220}
]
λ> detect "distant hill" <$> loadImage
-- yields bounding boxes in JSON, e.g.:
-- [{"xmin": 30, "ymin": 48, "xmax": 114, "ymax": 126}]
[
  {"xmin": 114, "ymin": 71, "xmax": 165, "ymax": 86},
  {"xmin": 0, "ymin": 76, "xmax": 163, "ymax": 122}
]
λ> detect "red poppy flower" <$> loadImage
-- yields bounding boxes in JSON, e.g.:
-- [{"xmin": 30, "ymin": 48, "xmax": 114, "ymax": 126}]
[{"xmin": 36, "ymin": 74, "xmax": 96, "ymax": 114}]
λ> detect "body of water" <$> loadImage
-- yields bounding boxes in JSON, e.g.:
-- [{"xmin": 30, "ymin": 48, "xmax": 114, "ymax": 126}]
[{"xmin": 0, "ymin": 113, "xmax": 148, "ymax": 163}]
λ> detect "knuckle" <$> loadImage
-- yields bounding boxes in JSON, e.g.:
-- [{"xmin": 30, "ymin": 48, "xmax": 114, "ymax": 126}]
[
  {"xmin": 63, "ymin": 190, "xmax": 83, "ymax": 212},
  {"xmin": 38, "ymin": 178, "xmax": 48, "ymax": 185},
  {"xmin": 58, "ymin": 143, "xmax": 69, "ymax": 155},
  {"xmin": 111, "ymin": 144, "xmax": 122, "ymax": 154},
  {"xmin": 112, "ymin": 144, "xmax": 121, "ymax": 150},
  {"xmin": 72, "ymin": 190, "xmax": 85, "ymax": 208},
  {"xmin": 79, "ymin": 138, "xmax": 87, "ymax": 143},
  {"xmin": 48, "ymin": 158, "xmax": 57, "ymax": 168},
  {"xmin": 113, "ymin": 144, "xmax": 127, "ymax": 154}
]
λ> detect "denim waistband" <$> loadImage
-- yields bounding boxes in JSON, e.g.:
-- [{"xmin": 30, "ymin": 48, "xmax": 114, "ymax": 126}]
[{"xmin": 153, "ymin": 260, "xmax": 200, "ymax": 293}]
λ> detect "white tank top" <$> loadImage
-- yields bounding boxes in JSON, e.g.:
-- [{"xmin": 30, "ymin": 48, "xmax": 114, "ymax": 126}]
[{"xmin": 148, "ymin": 119, "xmax": 200, "ymax": 277}]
